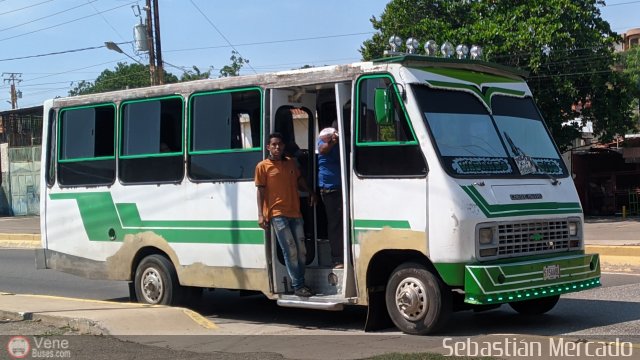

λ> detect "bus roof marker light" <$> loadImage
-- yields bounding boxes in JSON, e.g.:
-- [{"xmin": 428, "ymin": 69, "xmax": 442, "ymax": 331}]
[
  {"xmin": 389, "ymin": 35, "xmax": 403, "ymax": 53},
  {"xmin": 470, "ymin": 45, "xmax": 483, "ymax": 60},
  {"xmin": 456, "ymin": 44, "xmax": 469, "ymax": 59},
  {"xmin": 406, "ymin": 37, "xmax": 419, "ymax": 54},
  {"xmin": 424, "ymin": 40, "xmax": 438, "ymax": 56},
  {"xmin": 441, "ymin": 41, "xmax": 454, "ymax": 58}
]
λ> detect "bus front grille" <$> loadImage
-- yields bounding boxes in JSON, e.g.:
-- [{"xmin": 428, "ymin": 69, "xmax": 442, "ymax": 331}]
[{"xmin": 497, "ymin": 220, "xmax": 570, "ymax": 256}]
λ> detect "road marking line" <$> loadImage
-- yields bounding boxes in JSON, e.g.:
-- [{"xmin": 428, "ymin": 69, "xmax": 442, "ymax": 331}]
[{"xmin": 182, "ymin": 308, "xmax": 217, "ymax": 329}]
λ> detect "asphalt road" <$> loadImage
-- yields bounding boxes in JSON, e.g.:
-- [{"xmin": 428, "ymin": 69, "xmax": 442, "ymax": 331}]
[
  {"xmin": 1, "ymin": 249, "xmax": 640, "ymax": 360},
  {"xmin": 1, "ymin": 249, "xmax": 639, "ymax": 339}
]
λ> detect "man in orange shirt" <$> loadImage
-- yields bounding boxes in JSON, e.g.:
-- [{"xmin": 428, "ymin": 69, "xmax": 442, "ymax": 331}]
[{"xmin": 255, "ymin": 133, "xmax": 316, "ymax": 297}]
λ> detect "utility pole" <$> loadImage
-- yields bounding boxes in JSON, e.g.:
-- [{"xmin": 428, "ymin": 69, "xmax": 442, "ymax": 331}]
[
  {"xmin": 152, "ymin": 0, "xmax": 164, "ymax": 85},
  {"xmin": 144, "ymin": 0, "xmax": 157, "ymax": 86},
  {"xmin": 2, "ymin": 73, "xmax": 22, "ymax": 110}
]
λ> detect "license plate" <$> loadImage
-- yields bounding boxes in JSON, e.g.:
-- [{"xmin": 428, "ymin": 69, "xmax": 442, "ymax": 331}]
[{"xmin": 543, "ymin": 265, "xmax": 560, "ymax": 280}]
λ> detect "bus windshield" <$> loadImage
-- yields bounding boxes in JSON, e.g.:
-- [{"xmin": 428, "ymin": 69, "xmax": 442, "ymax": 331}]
[{"xmin": 414, "ymin": 85, "xmax": 567, "ymax": 178}]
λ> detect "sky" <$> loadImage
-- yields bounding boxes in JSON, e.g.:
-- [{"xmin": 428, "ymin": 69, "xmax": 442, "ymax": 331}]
[{"xmin": 0, "ymin": 0, "xmax": 638, "ymax": 112}]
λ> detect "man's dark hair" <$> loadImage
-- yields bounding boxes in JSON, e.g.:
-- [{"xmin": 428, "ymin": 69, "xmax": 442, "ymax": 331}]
[{"xmin": 268, "ymin": 132, "xmax": 284, "ymax": 142}]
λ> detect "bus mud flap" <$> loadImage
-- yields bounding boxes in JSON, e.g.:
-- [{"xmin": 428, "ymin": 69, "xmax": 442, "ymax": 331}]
[{"xmin": 364, "ymin": 289, "xmax": 393, "ymax": 332}]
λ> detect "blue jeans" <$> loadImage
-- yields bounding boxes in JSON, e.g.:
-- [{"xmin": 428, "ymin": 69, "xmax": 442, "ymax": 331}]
[{"xmin": 271, "ymin": 216, "xmax": 306, "ymax": 290}]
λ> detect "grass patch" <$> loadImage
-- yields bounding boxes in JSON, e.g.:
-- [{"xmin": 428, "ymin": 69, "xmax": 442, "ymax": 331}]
[{"xmin": 364, "ymin": 353, "xmax": 497, "ymax": 360}]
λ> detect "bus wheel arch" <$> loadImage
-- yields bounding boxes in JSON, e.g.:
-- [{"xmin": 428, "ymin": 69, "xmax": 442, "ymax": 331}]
[{"xmin": 132, "ymin": 249, "xmax": 184, "ymax": 306}]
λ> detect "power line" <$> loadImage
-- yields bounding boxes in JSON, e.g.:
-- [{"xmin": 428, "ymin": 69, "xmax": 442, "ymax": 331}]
[
  {"xmin": 604, "ymin": 0, "xmax": 640, "ymax": 7},
  {"xmin": 189, "ymin": 0, "xmax": 257, "ymax": 74},
  {"xmin": 164, "ymin": 31, "xmax": 375, "ymax": 53},
  {"xmin": 0, "ymin": 0, "xmax": 54, "ymax": 17},
  {"xmin": 0, "ymin": 42, "xmax": 132, "ymax": 62},
  {"xmin": 21, "ymin": 59, "xmax": 127, "ymax": 84},
  {"xmin": 0, "ymin": 0, "xmax": 98, "ymax": 33},
  {"xmin": 87, "ymin": 0, "xmax": 126, "ymax": 42},
  {"xmin": 0, "ymin": 1, "xmax": 137, "ymax": 43}
]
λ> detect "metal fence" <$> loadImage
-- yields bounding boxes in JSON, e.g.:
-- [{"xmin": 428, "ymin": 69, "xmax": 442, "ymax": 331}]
[{"xmin": 0, "ymin": 113, "xmax": 43, "ymax": 147}]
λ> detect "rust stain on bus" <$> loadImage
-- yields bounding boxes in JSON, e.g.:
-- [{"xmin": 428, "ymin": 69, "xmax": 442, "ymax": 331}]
[
  {"xmin": 355, "ymin": 228, "xmax": 428, "ymax": 305},
  {"xmin": 105, "ymin": 231, "xmax": 270, "ymax": 293}
]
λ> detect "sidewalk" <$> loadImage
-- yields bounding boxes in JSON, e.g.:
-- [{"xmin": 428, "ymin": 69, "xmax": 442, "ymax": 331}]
[{"xmin": 0, "ymin": 292, "xmax": 217, "ymax": 335}]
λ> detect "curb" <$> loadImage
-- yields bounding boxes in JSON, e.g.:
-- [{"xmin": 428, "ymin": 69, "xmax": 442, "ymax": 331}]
[
  {"xmin": 0, "ymin": 234, "xmax": 40, "ymax": 249},
  {"xmin": 0, "ymin": 293, "xmax": 218, "ymax": 335},
  {"xmin": 585, "ymin": 245, "xmax": 640, "ymax": 257},
  {"xmin": 0, "ymin": 233, "xmax": 40, "ymax": 241},
  {"xmin": 586, "ymin": 245, "xmax": 640, "ymax": 271},
  {"xmin": 0, "ymin": 309, "xmax": 107, "ymax": 335}
]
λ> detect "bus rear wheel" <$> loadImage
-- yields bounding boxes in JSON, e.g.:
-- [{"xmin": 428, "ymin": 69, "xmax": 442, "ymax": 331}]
[
  {"xmin": 385, "ymin": 262, "xmax": 451, "ymax": 335},
  {"xmin": 134, "ymin": 254, "xmax": 183, "ymax": 306},
  {"xmin": 509, "ymin": 295, "xmax": 560, "ymax": 315}
]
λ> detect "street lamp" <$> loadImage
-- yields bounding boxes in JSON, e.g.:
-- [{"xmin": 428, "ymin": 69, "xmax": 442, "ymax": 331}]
[{"xmin": 104, "ymin": 41, "xmax": 144, "ymax": 65}]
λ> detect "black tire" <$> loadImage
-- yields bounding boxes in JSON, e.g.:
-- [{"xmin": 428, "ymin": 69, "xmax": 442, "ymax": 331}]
[
  {"xmin": 385, "ymin": 262, "xmax": 451, "ymax": 335},
  {"xmin": 509, "ymin": 295, "xmax": 560, "ymax": 315},
  {"xmin": 134, "ymin": 254, "xmax": 183, "ymax": 306}
]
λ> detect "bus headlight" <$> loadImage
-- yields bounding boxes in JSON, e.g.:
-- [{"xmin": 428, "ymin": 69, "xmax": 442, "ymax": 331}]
[
  {"xmin": 568, "ymin": 221, "xmax": 578, "ymax": 236},
  {"xmin": 479, "ymin": 228, "xmax": 494, "ymax": 245}
]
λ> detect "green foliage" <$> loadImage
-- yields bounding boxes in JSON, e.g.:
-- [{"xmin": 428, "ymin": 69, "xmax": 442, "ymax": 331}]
[
  {"xmin": 219, "ymin": 50, "xmax": 249, "ymax": 78},
  {"xmin": 180, "ymin": 65, "xmax": 213, "ymax": 81},
  {"xmin": 68, "ymin": 62, "xmax": 179, "ymax": 96},
  {"xmin": 361, "ymin": 0, "xmax": 637, "ymax": 150}
]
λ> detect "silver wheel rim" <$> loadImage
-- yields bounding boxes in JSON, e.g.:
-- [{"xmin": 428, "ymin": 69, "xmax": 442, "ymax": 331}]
[
  {"xmin": 141, "ymin": 267, "xmax": 164, "ymax": 304},
  {"xmin": 395, "ymin": 276, "xmax": 428, "ymax": 321}
]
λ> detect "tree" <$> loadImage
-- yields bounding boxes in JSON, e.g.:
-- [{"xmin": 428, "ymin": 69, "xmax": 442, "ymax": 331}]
[
  {"xmin": 622, "ymin": 46, "xmax": 640, "ymax": 128},
  {"xmin": 68, "ymin": 62, "xmax": 179, "ymax": 96},
  {"xmin": 219, "ymin": 50, "xmax": 249, "ymax": 78},
  {"xmin": 180, "ymin": 65, "xmax": 213, "ymax": 81},
  {"xmin": 361, "ymin": 0, "xmax": 637, "ymax": 150}
]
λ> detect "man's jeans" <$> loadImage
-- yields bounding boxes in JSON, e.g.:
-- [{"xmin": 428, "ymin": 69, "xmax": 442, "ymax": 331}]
[
  {"xmin": 272, "ymin": 216, "xmax": 307, "ymax": 290},
  {"xmin": 320, "ymin": 189, "xmax": 343, "ymax": 263}
]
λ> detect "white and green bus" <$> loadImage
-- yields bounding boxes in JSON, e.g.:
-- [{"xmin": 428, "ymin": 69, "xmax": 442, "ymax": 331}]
[{"xmin": 37, "ymin": 47, "xmax": 600, "ymax": 335}]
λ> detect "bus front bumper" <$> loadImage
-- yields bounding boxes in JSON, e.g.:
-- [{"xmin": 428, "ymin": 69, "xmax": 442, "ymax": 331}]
[{"xmin": 464, "ymin": 253, "xmax": 600, "ymax": 305}]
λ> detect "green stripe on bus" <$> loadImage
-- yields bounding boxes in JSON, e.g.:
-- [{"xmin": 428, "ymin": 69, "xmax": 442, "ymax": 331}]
[
  {"xmin": 353, "ymin": 219, "xmax": 411, "ymax": 229},
  {"xmin": 418, "ymin": 67, "xmax": 521, "ymax": 86},
  {"xmin": 460, "ymin": 185, "xmax": 582, "ymax": 218},
  {"xmin": 50, "ymin": 192, "xmax": 263, "ymax": 244}
]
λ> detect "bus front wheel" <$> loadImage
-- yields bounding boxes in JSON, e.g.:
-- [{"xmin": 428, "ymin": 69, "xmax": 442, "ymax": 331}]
[
  {"xmin": 385, "ymin": 263, "xmax": 451, "ymax": 335},
  {"xmin": 134, "ymin": 254, "xmax": 183, "ymax": 306},
  {"xmin": 509, "ymin": 295, "xmax": 560, "ymax": 315}
]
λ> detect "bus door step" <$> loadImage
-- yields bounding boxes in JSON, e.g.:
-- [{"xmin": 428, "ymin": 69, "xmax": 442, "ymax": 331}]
[{"xmin": 277, "ymin": 297, "xmax": 344, "ymax": 311}]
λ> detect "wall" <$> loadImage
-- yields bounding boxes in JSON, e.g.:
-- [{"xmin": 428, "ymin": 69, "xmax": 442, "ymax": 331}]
[{"xmin": 7, "ymin": 146, "xmax": 41, "ymax": 216}]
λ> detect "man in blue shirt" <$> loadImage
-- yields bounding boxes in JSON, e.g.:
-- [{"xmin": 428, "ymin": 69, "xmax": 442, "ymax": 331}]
[{"xmin": 318, "ymin": 126, "xmax": 343, "ymax": 268}]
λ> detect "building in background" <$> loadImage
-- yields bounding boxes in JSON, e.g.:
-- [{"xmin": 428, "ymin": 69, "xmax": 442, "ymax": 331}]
[
  {"xmin": 0, "ymin": 106, "xmax": 43, "ymax": 216},
  {"xmin": 563, "ymin": 28, "xmax": 640, "ymax": 216}
]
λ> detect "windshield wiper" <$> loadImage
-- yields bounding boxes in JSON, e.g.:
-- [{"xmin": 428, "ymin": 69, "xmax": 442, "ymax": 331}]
[{"xmin": 503, "ymin": 131, "xmax": 560, "ymax": 186}]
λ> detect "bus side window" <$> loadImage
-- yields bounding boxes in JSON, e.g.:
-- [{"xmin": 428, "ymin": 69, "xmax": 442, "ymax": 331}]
[
  {"xmin": 58, "ymin": 104, "xmax": 116, "ymax": 186},
  {"xmin": 354, "ymin": 75, "xmax": 427, "ymax": 177},
  {"xmin": 119, "ymin": 96, "xmax": 184, "ymax": 184},
  {"xmin": 188, "ymin": 88, "xmax": 262, "ymax": 181}
]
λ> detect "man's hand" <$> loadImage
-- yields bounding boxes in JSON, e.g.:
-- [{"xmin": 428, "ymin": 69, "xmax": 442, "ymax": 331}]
[
  {"xmin": 258, "ymin": 215, "xmax": 269, "ymax": 230},
  {"xmin": 308, "ymin": 193, "xmax": 317, "ymax": 207}
]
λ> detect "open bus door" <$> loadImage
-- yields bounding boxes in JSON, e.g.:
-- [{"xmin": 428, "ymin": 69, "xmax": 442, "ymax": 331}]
[{"xmin": 266, "ymin": 84, "xmax": 356, "ymax": 308}]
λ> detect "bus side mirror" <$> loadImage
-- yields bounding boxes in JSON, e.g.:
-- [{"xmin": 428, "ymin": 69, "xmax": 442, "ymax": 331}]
[{"xmin": 374, "ymin": 88, "xmax": 394, "ymax": 125}]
